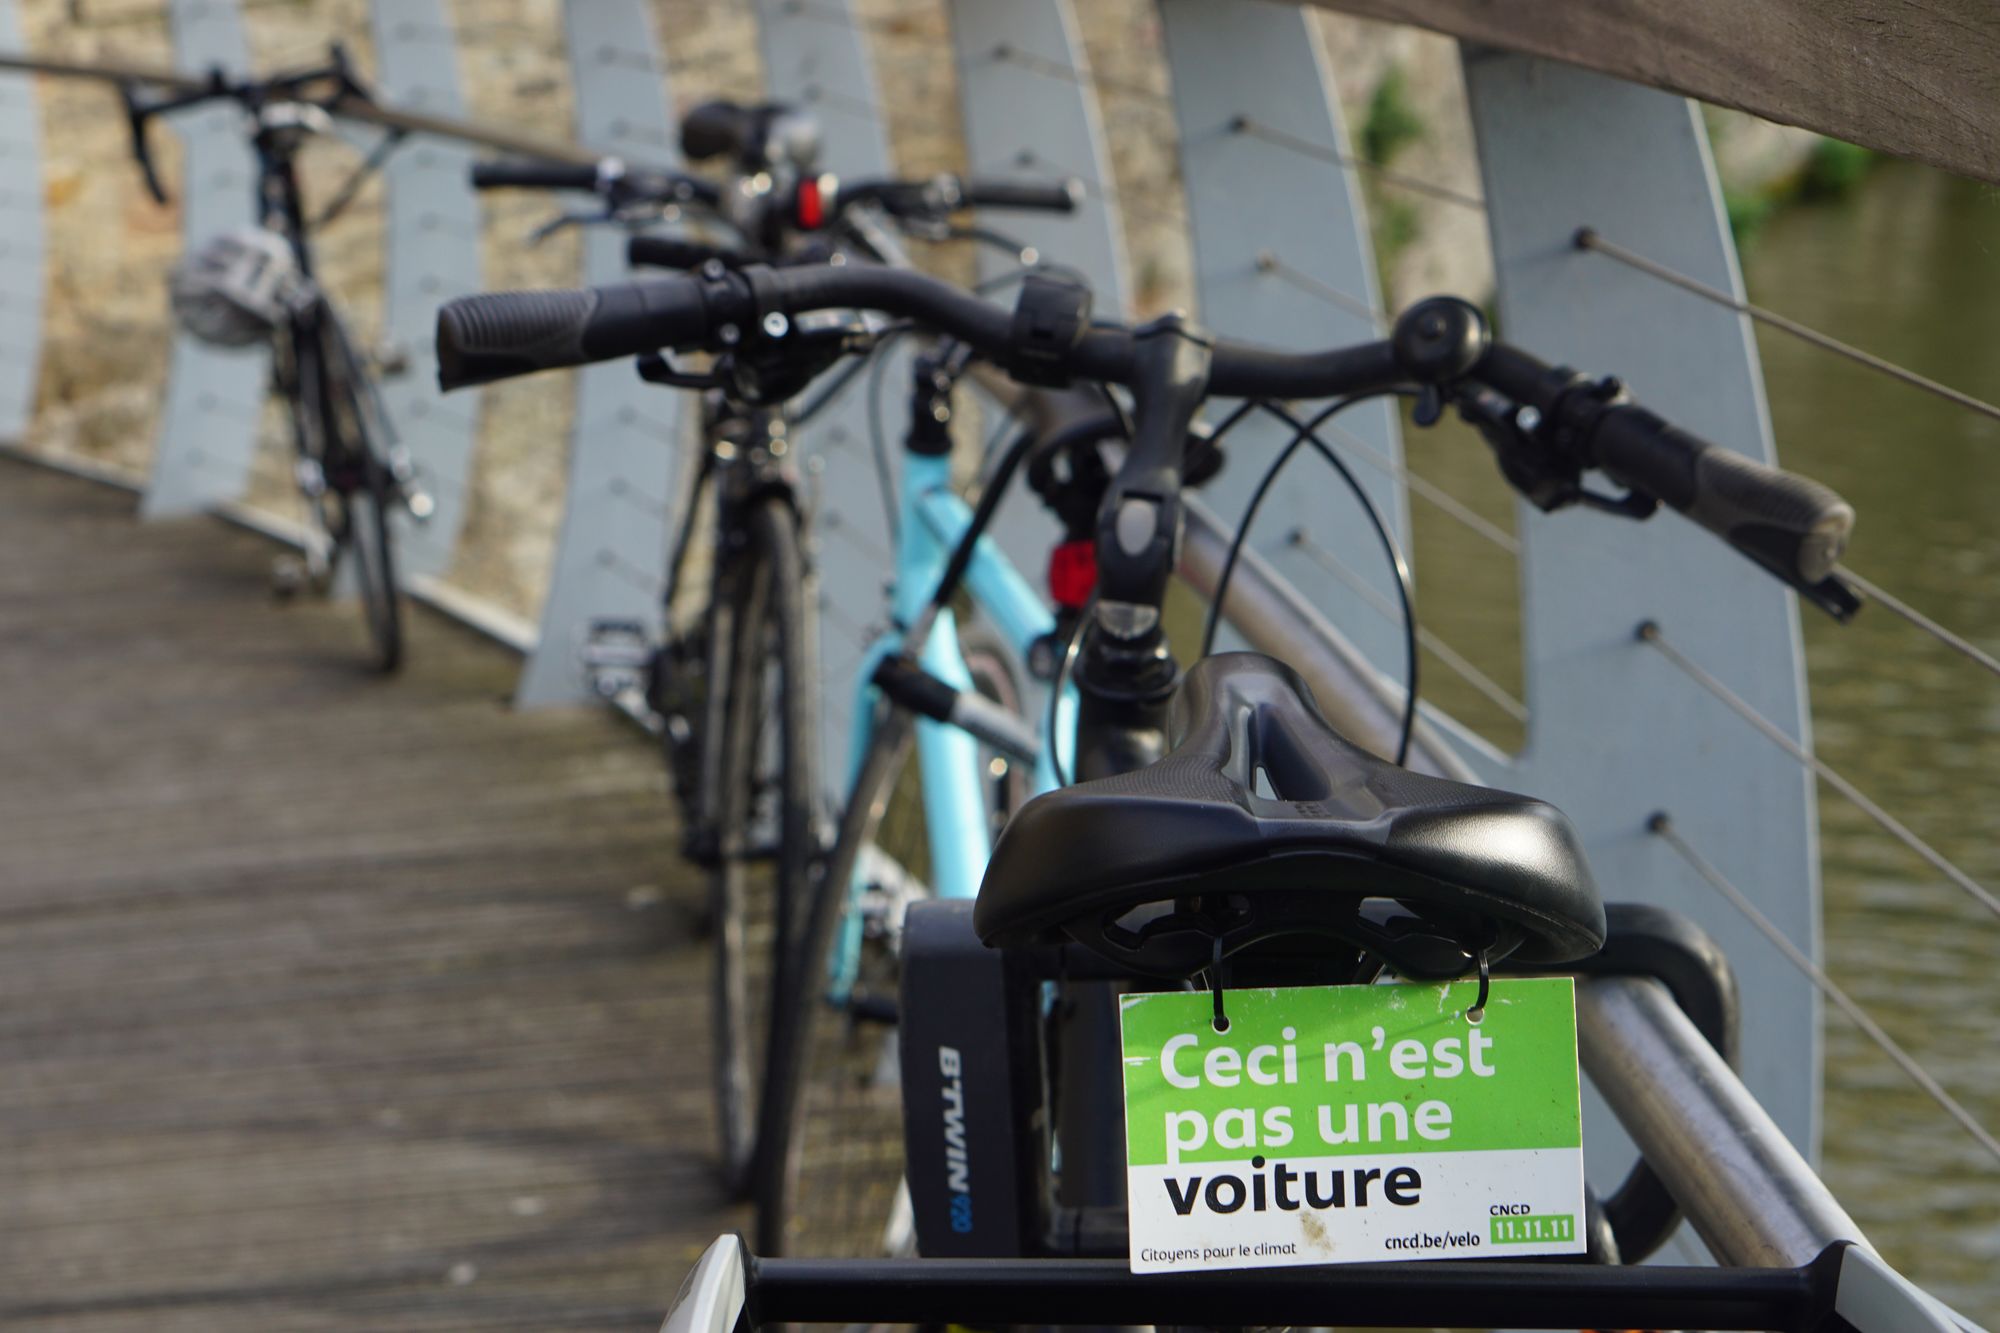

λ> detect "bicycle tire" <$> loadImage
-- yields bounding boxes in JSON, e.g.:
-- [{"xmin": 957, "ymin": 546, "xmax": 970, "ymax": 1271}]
[
  {"xmin": 754, "ymin": 706, "xmax": 913, "ymax": 1261},
  {"xmin": 347, "ymin": 453, "xmax": 404, "ymax": 673},
  {"xmin": 299, "ymin": 305, "xmax": 404, "ymax": 673},
  {"xmin": 754, "ymin": 618, "xmax": 1029, "ymax": 1259},
  {"xmin": 711, "ymin": 495, "xmax": 817, "ymax": 1198}
]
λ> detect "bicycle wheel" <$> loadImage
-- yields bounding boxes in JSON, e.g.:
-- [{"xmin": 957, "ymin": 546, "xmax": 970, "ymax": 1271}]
[
  {"xmin": 754, "ymin": 619, "xmax": 1028, "ymax": 1259},
  {"xmin": 345, "ymin": 453, "xmax": 403, "ymax": 673},
  {"xmin": 301, "ymin": 305, "xmax": 404, "ymax": 673},
  {"xmin": 710, "ymin": 496, "xmax": 818, "ymax": 1197}
]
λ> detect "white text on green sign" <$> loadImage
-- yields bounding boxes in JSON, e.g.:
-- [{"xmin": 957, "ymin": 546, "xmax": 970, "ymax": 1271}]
[{"xmin": 1118, "ymin": 978, "xmax": 1586, "ymax": 1272}]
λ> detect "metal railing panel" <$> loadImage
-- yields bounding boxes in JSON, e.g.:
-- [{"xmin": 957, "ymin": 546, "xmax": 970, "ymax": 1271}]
[
  {"xmin": 142, "ymin": 0, "xmax": 265, "ymax": 519},
  {"xmin": 946, "ymin": 0, "xmax": 1129, "ymax": 739},
  {"xmin": 1157, "ymin": 0, "xmax": 1410, "ymax": 675},
  {"xmin": 1461, "ymin": 48, "xmax": 1821, "ymax": 1181},
  {"xmin": 752, "ymin": 0, "xmax": 898, "ymax": 799},
  {"xmin": 0, "ymin": 0, "xmax": 41, "ymax": 441},
  {"xmin": 515, "ymin": 0, "xmax": 684, "ymax": 707},
  {"xmin": 369, "ymin": 0, "xmax": 482, "ymax": 580}
]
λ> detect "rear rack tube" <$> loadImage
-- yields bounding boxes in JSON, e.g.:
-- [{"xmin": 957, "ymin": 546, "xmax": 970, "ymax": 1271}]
[
  {"xmin": 743, "ymin": 1251, "xmax": 1828, "ymax": 1331},
  {"xmin": 1577, "ymin": 976, "xmax": 1867, "ymax": 1268}
]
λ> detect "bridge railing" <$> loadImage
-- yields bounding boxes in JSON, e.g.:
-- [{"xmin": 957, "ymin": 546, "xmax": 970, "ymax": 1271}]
[{"xmin": 3, "ymin": 0, "xmax": 1995, "ymax": 1298}]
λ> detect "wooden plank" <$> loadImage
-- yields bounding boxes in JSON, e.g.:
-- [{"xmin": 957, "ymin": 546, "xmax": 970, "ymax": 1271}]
[
  {"xmin": 0, "ymin": 457, "xmax": 733, "ymax": 1330},
  {"xmin": 1302, "ymin": 0, "xmax": 2000, "ymax": 185}
]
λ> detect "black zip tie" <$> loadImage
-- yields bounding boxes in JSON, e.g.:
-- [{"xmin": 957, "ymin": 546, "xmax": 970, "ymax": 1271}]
[
  {"xmin": 1207, "ymin": 936, "xmax": 1230, "ymax": 1034},
  {"xmin": 1467, "ymin": 949, "xmax": 1491, "ymax": 1025}
]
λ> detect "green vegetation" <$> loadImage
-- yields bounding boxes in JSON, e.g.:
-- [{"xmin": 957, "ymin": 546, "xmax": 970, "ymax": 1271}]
[
  {"xmin": 1722, "ymin": 134, "xmax": 1880, "ymax": 247},
  {"xmin": 1361, "ymin": 65, "xmax": 1425, "ymax": 168},
  {"xmin": 1372, "ymin": 194, "xmax": 1422, "ymax": 273},
  {"xmin": 1360, "ymin": 64, "xmax": 1429, "ymax": 294},
  {"xmin": 1725, "ymin": 186, "xmax": 1778, "ymax": 245},
  {"xmin": 1800, "ymin": 138, "xmax": 1878, "ymax": 200}
]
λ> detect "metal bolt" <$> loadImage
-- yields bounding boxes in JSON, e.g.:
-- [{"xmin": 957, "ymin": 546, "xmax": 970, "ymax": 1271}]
[
  {"xmin": 762, "ymin": 312, "xmax": 790, "ymax": 339},
  {"xmin": 1516, "ymin": 405, "xmax": 1542, "ymax": 433},
  {"xmin": 718, "ymin": 323, "xmax": 741, "ymax": 346}
]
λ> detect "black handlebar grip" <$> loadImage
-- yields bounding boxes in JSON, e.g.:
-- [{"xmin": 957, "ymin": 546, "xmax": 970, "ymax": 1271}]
[
  {"xmin": 1592, "ymin": 404, "xmax": 1854, "ymax": 585},
  {"xmin": 680, "ymin": 99, "xmax": 760, "ymax": 163},
  {"xmin": 958, "ymin": 176, "xmax": 1083, "ymax": 214},
  {"xmin": 626, "ymin": 234, "xmax": 747, "ymax": 271},
  {"xmin": 469, "ymin": 159, "xmax": 601, "ymax": 191},
  {"xmin": 434, "ymin": 278, "xmax": 711, "ymax": 391}
]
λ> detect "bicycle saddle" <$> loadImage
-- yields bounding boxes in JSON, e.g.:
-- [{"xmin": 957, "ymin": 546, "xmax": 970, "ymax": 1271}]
[{"xmin": 975, "ymin": 653, "xmax": 1605, "ymax": 980}]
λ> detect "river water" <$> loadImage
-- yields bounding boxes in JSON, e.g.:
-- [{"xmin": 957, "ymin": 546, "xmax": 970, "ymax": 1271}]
[
  {"xmin": 1381, "ymin": 159, "xmax": 2000, "ymax": 1316},
  {"xmin": 1747, "ymin": 161, "xmax": 2000, "ymax": 1318}
]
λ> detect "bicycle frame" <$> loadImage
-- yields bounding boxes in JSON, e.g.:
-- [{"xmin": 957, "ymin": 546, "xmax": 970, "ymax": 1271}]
[{"xmin": 824, "ymin": 439, "xmax": 1070, "ymax": 1000}]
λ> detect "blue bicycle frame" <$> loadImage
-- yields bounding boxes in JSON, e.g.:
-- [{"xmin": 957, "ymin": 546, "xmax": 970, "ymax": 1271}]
[{"xmin": 825, "ymin": 444, "xmax": 1075, "ymax": 999}]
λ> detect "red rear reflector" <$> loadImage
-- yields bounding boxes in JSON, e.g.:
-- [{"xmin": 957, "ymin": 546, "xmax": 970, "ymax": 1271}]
[
  {"xmin": 1048, "ymin": 539, "xmax": 1097, "ymax": 610},
  {"xmin": 797, "ymin": 176, "xmax": 826, "ymax": 230}
]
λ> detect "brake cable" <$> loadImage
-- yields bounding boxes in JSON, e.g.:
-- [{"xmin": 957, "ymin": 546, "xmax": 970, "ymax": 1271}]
[
  {"xmin": 310, "ymin": 122, "xmax": 406, "ymax": 230},
  {"xmin": 1199, "ymin": 394, "xmax": 1421, "ymax": 767}
]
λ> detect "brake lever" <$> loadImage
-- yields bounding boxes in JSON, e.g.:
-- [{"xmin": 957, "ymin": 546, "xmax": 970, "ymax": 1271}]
[
  {"xmin": 526, "ymin": 207, "xmax": 612, "ymax": 245},
  {"xmin": 1454, "ymin": 384, "xmax": 1653, "ymax": 520},
  {"xmin": 528, "ymin": 201, "xmax": 673, "ymax": 245},
  {"xmin": 1459, "ymin": 381, "xmax": 1659, "ymax": 520},
  {"xmin": 1461, "ymin": 387, "xmax": 1647, "ymax": 518},
  {"xmin": 636, "ymin": 350, "xmax": 725, "ymax": 391},
  {"xmin": 311, "ymin": 124, "xmax": 406, "ymax": 230}
]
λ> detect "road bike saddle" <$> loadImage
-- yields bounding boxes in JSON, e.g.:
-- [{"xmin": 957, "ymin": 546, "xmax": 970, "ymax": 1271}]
[{"xmin": 974, "ymin": 653, "xmax": 1605, "ymax": 980}]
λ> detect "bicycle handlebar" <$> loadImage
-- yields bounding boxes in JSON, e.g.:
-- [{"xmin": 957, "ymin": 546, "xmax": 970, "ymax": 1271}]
[
  {"xmin": 435, "ymin": 264, "xmax": 1398, "ymax": 398},
  {"xmin": 1473, "ymin": 345, "xmax": 1854, "ymax": 586},
  {"xmin": 469, "ymin": 156, "xmax": 722, "ymax": 208},
  {"xmin": 835, "ymin": 174, "xmax": 1081, "ymax": 219},
  {"xmin": 958, "ymin": 177, "xmax": 1083, "ymax": 213},
  {"xmin": 469, "ymin": 159, "xmax": 601, "ymax": 192},
  {"xmin": 434, "ymin": 266, "xmax": 1853, "ymax": 593},
  {"xmin": 625, "ymin": 234, "xmax": 752, "ymax": 272},
  {"xmin": 1598, "ymin": 408, "xmax": 1851, "ymax": 583}
]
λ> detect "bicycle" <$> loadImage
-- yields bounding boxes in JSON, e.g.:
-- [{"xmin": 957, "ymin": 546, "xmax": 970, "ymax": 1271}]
[
  {"xmin": 432, "ymin": 256, "xmax": 1896, "ymax": 1332},
  {"xmin": 467, "ymin": 104, "xmax": 1080, "ymax": 1206},
  {"xmin": 124, "ymin": 49, "xmax": 428, "ymax": 672},
  {"xmin": 434, "ymin": 260, "xmax": 1984, "ymax": 1328}
]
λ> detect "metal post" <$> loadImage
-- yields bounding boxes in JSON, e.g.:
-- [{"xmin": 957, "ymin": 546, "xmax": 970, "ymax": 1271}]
[
  {"xmin": 368, "ymin": 0, "xmax": 482, "ymax": 580},
  {"xmin": 1157, "ymin": 0, "xmax": 1409, "ymax": 673},
  {"xmin": 0, "ymin": 0, "xmax": 41, "ymax": 443},
  {"xmin": 515, "ymin": 0, "xmax": 684, "ymax": 707},
  {"xmin": 751, "ymin": 0, "xmax": 898, "ymax": 798},
  {"xmin": 142, "ymin": 0, "xmax": 264, "ymax": 518},
  {"xmin": 1461, "ymin": 51, "xmax": 1821, "ymax": 1188}
]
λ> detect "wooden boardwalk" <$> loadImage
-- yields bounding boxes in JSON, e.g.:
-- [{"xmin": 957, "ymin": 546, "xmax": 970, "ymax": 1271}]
[{"xmin": 0, "ymin": 458, "xmax": 738, "ymax": 1330}]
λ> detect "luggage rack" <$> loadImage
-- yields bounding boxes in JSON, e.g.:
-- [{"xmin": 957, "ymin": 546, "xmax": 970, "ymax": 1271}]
[{"xmin": 659, "ymin": 975, "xmax": 1979, "ymax": 1333}]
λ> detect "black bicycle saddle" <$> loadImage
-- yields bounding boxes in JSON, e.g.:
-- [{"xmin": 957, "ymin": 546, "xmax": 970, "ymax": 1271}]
[{"xmin": 975, "ymin": 653, "xmax": 1605, "ymax": 980}]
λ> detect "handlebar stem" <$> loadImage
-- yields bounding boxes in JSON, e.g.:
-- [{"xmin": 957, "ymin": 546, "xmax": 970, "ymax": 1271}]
[{"xmin": 1068, "ymin": 315, "xmax": 1212, "ymax": 779}]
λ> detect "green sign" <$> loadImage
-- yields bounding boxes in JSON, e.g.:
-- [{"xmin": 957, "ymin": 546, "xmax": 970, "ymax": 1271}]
[{"xmin": 1118, "ymin": 978, "xmax": 1586, "ymax": 1272}]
